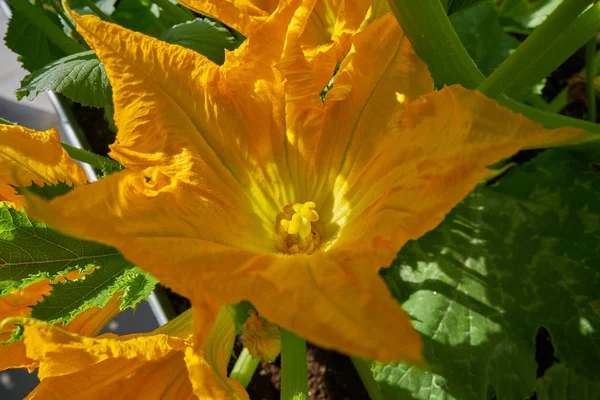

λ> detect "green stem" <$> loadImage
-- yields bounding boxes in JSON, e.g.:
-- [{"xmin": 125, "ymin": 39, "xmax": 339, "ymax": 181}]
[
  {"xmin": 62, "ymin": 143, "xmax": 112, "ymax": 170},
  {"xmin": 230, "ymin": 348, "xmax": 261, "ymax": 388},
  {"xmin": 387, "ymin": 0, "xmax": 600, "ymax": 134},
  {"xmin": 280, "ymin": 330, "xmax": 308, "ymax": 400},
  {"xmin": 350, "ymin": 357, "xmax": 383, "ymax": 400},
  {"xmin": 586, "ymin": 36, "xmax": 597, "ymax": 122},
  {"xmin": 500, "ymin": 96, "xmax": 600, "ymax": 134},
  {"xmin": 80, "ymin": 0, "xmax": 116, "ymax": 23},
  {"xmin": 525, "ymin": 93, "xmax": 553, "ymax": 111},
  {"xmin": 150, "ymin": 0, "xmax": 193, "ymax": 23},
  {"xmin": 387, "ymin": 0, "xmax": 483, "ymax": 89},
  {"xmin": 478, "ymin": 0, "xmax": 592, "ymax": 99},
  {"xmin": 549, "ymin": 50, "xmax": 600, "ymax": 112},
  {"xmin": 7, "ymin": 0, "xmax": 83, "ymax": 55},
  {"xmin": 44, "ymin": 0, "xmax": 88, "ymax": 47}
]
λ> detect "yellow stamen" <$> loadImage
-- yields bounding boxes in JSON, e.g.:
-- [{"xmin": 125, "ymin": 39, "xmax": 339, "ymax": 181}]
[{"xmin": 275, "ymin": 202, "xmax": 321, "ymax": 254}]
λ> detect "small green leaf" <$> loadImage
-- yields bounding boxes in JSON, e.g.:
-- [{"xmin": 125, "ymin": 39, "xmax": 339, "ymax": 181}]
[
  {"xmin": 15, "ymin": 181, "xmax": 75, "ymax": 200},
  {"xmin": 119, "ymin": 269, "xmax": 158, "ymax": 310},
  {"xmin": 375, "ymin": 148, "xmax": 600, "ymax": 399},
  {"xmin": 0, "ymin": 118, "xmax": 15, "ymax": 125},
  {"xmin": 495, "ymin": 0, "xmax": 562, "ymax": 30},
  {"xmin": 4, "ymin": 7, "xmax": 67, "ymax": 72},
  {"xmin": 98, "ymin": 156, "xmax": 124, "ymax": 177},
  {"xmin": 536, "ymin": 364, "xmax": 600, "ymax": 400},
  {"xmin": 17, "ymin": 50, "xmax": 112, "ymax": 108},
  {"xmin": 160, "ymin": 18, "xmax": 242, "ymax": 65},
  {"xmin": 31, "ymin": 264, "xmax": 156, "ymax": 323},
  {"xmin": 451, "ymin": 2, "xmax": 520, "ymax": 76},
  {"xmin": 0, "ymin": 204, "xmax": 125, "ymax": 296}
]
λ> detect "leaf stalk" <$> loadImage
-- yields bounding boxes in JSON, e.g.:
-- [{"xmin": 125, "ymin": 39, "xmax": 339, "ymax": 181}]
[
  {"xmin": 281, "ymin": 329, "xmax": 308, "ymax": 400},
  {"xmin": 230, "ymin": 348, "xmax": 261, "ymax": 388}
]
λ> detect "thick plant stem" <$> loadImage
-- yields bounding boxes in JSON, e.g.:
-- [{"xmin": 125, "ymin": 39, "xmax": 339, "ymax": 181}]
[
  {"xmin": 478, "ymin": 0, "xmax": 594, "ymax": 99},
  {"xmin": 387, "ymin": 0, "xmax": 600, "ymax": 134},
  {"xmin": 62, "ymin": 143, "xmax": 112, "ymax": 170},
  {"xmin": 150, "ymin": 0, "xmax": 193, "ymax": 23},
  {"xmin": 586, "ymin": 36, "xmax": 597, "ymax": 122},
  {"xmin": 350, "ymin": 357, "xmax": 383, "ymax": 400},
  {"xmin": 281, "ymin": 330, "xmax": 308, "ymax": 400},
  {"xmin": 80, "ymin": 0, "xmax": 116, "ymax": 23},
  {"xmin": 230, "ymin": 348, "xmax": 261, "ymax": 388},
  {"xmin": 7, "ymin": 0, "xmax": 82, "ymax": 55},
  {"xmin": 387, "ymin": 0, "xmax": 483, "ymax": 89}
]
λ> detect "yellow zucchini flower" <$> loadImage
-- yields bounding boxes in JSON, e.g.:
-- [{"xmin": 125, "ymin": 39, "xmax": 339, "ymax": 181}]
[
  {"xmin": 24, "ymin": 0, "xmax": 592, "ymax": 364},
  {"xmin": 18, "ymin": 305, "xmax": 246, "ymax": 400}
]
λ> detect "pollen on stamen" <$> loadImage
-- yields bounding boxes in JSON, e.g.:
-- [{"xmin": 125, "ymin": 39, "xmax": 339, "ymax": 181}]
[{"xmin": 275, "ymin": 201, "xmax": 321, "ymax": 255}]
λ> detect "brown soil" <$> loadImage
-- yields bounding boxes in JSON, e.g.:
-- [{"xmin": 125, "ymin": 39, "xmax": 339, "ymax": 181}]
[{"xmin": 229, "ymin": 338, "xmax": 369, "ymax": 400}]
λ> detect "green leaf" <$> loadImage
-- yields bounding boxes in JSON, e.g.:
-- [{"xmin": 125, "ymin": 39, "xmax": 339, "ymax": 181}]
[
  {"xmin": 111, "ymin": 0, "xmax": 166, "ymax": 36},
  {"xmin": 16, "ymin": 50, "xmax": 112, "ymax": 108},
  {"xmin": 159, "ymin": 18, "xmax": 242, "ymax": 65},
  {"xmin": 0, "ymin": 118, "xmax": 15, "ymax": 125},
  {"xmin": 68, "ymin": 0, "xmax": 117, "ymax": 16},
  {"xmin": 31, "ymin": 265, "xmax": 157, "ymax": 323},
  {"xmin": 0, "ymin": 204, "xmax": 125, "ymax": 298},
  {"xmin": 375, "ymin": 148, "xmax": 600, "ymax": 399},
  {"xmin": 15, "ymin": 181, "xmax": 75, "ymax": 200},
  {"xmin": 496, "ymin": 0, "xmax": 562, "ymax": 30},
  {"xmin": 4, "ymin": 6, "xmax": 67, "ymax": 72},
  {"xmin": 119, "ymin": 269, "xmax": 158, "ymax": 310},
  {"xmin": 536, "ymin": 364, "xmax": 600, "ymax": 400},
  {"xmin": 451, "ymin": 2, "xmax": 520, "ymax": 76}
]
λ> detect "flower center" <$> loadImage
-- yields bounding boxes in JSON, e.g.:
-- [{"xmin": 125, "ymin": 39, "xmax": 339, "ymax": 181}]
[{"xmin": 275, "ymin": 201, "xmax": 321, "ymax": 254}]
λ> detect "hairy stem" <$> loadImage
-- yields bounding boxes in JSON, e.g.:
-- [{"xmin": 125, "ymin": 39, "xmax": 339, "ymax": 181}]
[
  {"xmin": 281, "ymin": 329, "xmax": 308, "ymax": 400},
  {"xmin": 230, "ymin": 348, "xmax": 261, "ymax": 388},
  {"xmin": 62, "ymin": 143, "xmax": 114, "ymax": 171}
]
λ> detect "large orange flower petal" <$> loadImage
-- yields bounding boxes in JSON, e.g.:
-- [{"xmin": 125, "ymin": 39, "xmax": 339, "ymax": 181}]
[
  {"xmin": 176, "ymin": 0, "xmax": 278, "ymax": 37},
  {"xmin": 0, "ymin": 283, "xmax": 122, "ymax": 371},
  {"xmin": 24, "ymin": 323, "xmax": 193, "ymax": 399},
  {"xmin": 186, "ymin": 305, "xmax": 249, "ymax": 399},
  {"xmin": 0, "ymin": 280, "xmax": 53, "ymax": 371},
  {"xmin": 22, "ymin": 306, "xmax": 244, "ymax": 400},
  {"xmin": 0, "ymin": 125, "xmax": 87, "ymax": 208},
  {"xmin": 176, "ymin": 0, "xmax": 370, "ymax": 46},
  {"xmin": 328, "ymin": 85, "xmax": 593, "ymax": 268},
  {"xmin": 306, "ymin": 14, "xmax": 433, "ymax": 217},
  {"xmin": 70, "ymin": 10, "xmax": 298, "ymax": 217},
  {"xmin": 201, "ymin": 252, "xmax": 422, "ymax": 362}
]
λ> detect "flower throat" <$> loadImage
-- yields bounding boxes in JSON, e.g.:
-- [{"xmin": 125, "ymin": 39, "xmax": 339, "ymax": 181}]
[{"xmin": 275, "ymin": 202, "xmax": 321, "ymax": 254}]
